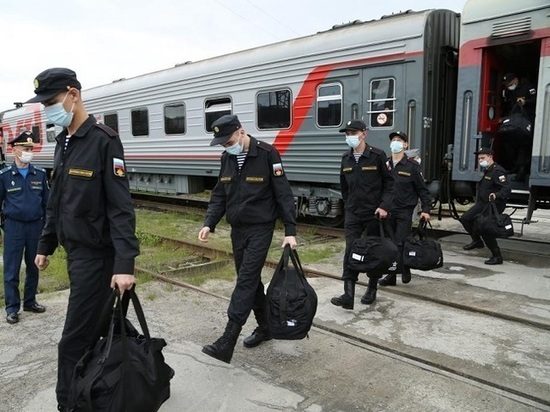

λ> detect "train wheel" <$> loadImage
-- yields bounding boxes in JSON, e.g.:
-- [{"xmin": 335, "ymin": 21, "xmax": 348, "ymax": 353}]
[{"xmin": 316, "ymin": 215, "xmax": 345, "ymax": 228}]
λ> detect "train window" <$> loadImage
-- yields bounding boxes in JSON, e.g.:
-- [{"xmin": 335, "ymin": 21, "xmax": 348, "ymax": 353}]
[
  {"xmin": 164, "ymin": 103, "xmax": 186, "ymax": 135},
  {"xmin": 368, "ymin": 78, "xmax": 395, "ymax": 128},
  {"xmin": 104, "ymin": 113, "xmax": 119, "ymax": 133},
  {"xmin": 46, "ymin": 124, "xmax": 57, "ymax": 142},
  {"xmin": 257, "ymin": 90, "xmax": 291, "ymax": 129},
  {"xmin": 131, "ymin": 108, "xmax": 149, "ymax": 137},
  {"xmin": 205, "ymin": 98, "xmax": 232, "ymax": 132},
  {"xmin": 31, "ymin": 125, "xmax": 40, "ymax": 143},
  {"xmin": 316, "ymin": 83, "xmax": 342, "ymax": 127}
]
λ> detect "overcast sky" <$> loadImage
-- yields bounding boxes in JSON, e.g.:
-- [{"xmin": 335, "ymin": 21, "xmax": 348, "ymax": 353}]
[{"xmin": 1, "ymin": 0, "xmax": 466, "ymax": 111}]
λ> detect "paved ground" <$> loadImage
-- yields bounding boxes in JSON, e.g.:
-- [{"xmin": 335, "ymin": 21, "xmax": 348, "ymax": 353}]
[{"xmin": 1, "ymin": 212, "xmax": 549, "ymax": 412}]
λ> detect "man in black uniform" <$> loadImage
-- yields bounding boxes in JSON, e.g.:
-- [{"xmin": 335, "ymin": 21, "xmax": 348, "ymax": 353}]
[
  {"xmin": 198, "ymin": 114, "xmax": 297, "ymax": 364},
  {"xmin": 27, "ymin": 68, "xmax": 139, "ymax": 412},
  {"xmin": 379, "ymin": 131, "xmax": 431, "ymax": 286},
  {"xmin": 1, "ymin": 131, "xmax": 49, "ymax": 324},
  {"xmin": 330, "ymin": 119, "xmax": 393, "ymax": 309},
  {"xmin": 460, "ymin": 148, "xmax": 510, "ymax": 265},
  {"xmin": 501, "ymin": 72, "xmax": 537, "ymax": 180}
]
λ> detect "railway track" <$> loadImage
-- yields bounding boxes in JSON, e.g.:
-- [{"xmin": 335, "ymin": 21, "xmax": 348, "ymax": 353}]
[{"xmin": 135, "ymin": 233, "xmax": 550, "ymax": 409}]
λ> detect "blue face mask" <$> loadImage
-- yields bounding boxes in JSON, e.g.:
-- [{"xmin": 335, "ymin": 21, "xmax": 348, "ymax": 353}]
[
  {"xmin": 44, "ymin": 93, "xmax": 74, "ymax": 127},
  {"xmin": 390, "ymin": 140, "xmax": 404, "ymax": 153},
  {"xmin": 225, "ymin": 136, "xmax": 242, "ymax": 155},
  {"xmin": 345, "ymin": 135, "xmax": 360, "ymax": 149}
]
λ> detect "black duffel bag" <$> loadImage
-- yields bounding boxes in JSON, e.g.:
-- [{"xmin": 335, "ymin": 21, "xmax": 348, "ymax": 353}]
[
  {"xmin": 403, "ymin": 220, "xmax": 444, "ymax": 270},
  {"xmin": 347, "ymin": 219, "xmax": 398, "ymax": 276},
  {"xmin": 498, "ymin": 106, "xmax": 532, "ymax": 138},
  {"xmin": 267, "ymin": 245, "xmax": 317, "ymax": 340},
  {"xmin": 473, "ymin": 203, "xmax": 514, "ymax": 238},
  {"xmin": 68, "ymin": 285, "xmax": 174, "ymax": 412}
]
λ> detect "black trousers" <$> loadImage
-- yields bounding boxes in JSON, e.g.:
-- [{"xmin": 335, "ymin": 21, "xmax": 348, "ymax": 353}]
[
  {"xmin": 342, "ymin": 212, "xmax": 380, "ymax": 281},
  {"xmin": 459, "ymin": 202, "xmax": 504, "ymax": 252},
  {"xmin": 56, "ymin": 255, "xmax": 114, "ymax": 407},
  {"xmin": 228, "ymin": 222, "xmax": 275, "ymax": 326},
  {"xmin": 387, "ymin": 207, "xmax": 415, "ymax": 274}
]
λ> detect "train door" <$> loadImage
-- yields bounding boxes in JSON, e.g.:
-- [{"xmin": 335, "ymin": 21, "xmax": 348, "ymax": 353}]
[
  {"xmin": 361, "ymin": 65, "xmax": 405, "ymax": 150},
  {"xmin": 479, "ymin": 41, "xmax": 540, "ymax": 184}
]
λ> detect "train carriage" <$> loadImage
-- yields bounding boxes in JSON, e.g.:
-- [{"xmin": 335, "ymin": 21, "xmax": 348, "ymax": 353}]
[
  {"xmin": 0, "ymin": 8, "xmax": 460, "ymax": 225},
  {"xmin": 452, "ymin": 0, "xmax": 550, "ymax": 221},
  {"xmin": 1, "ymin": 0, "xmax": 549, "ymax": 225}
]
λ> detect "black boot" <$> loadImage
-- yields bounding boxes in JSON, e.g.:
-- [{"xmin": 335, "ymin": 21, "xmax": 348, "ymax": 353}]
[
  {"xmin": 485, "ymin": 247, "xmax": 503, "ymax": 265},
  {"xmin": 243, "ymin": 307, "xmax": 272, "ymax": 348},
  {"xmin": 202, "ymin": 320, "xmax": 242, "ymax": 363},
  {"xmin": 401, "ymin": 267, "xmax": 411, "ymax": 284},
  {"xmin": 331, "ymin": 280, "xmax": 355, "ymax": 310},
  {"xmin": 361, "ymin": 278, "xmax": 378, "ymax": 304},
  {"xmin": 379, "ymin": 273, "xmax": 396, "ymax": 286},
  {"xmin": 463, "ymin": 239, "xmax": 484, "ymax": 250}
]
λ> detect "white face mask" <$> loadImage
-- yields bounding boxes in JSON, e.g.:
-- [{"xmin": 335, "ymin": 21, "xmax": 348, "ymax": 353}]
[
  {"xmin": 507, "ymin": 84, "xmax": 517, "ymax": 91},
  {"xmin": 415, "ymin": 158, "xmax": 421, "ymax": 165},
  {"xmin": 19, "ymin": 151, "xmax": 33, "ymax": 163},
  {"xmin": 225, "ymin": 135, "xmax": 242, "ymax": 155},
  {"xmin": 345, "ymin": 135, "xmax": 360, "ymax": 149},
  {"xmin": 479, "ymin": 160, "xmax": 489, "ymax": 168},
  {"xmin": 390, "ymin": 140, "xmax": 404, "ymax": 154}
]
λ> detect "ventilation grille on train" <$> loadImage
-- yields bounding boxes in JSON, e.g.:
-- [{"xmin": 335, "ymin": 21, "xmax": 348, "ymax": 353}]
[{"xmin": 492, "ymin": 17, "xmax": 531, "ymax": 38}]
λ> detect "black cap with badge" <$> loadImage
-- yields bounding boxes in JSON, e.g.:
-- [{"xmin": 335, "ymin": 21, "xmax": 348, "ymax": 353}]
[
  {"xmin": 339, "ymin": 119, "xmax": 367, "ymax": 133},
  {"xmin": 389, "ymin": 131, "xmax": 408, "ymax": 142},
  {"xmin": 474, "ymin": 147, "xmax": 493, "ymax": 156},
  {"xmin": 25, "ymin": 68, "xmax": 82, "ymax": 104},
  {"xmin": 209, "ymin": 115, "xmax": 242, "ymax": 146}
]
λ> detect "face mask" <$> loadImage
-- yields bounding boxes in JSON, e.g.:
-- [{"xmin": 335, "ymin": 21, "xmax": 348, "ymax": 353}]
[
  {"xmin": 390, "ymin": 140, "xmax": 404, "ymax": 153},
  {"xmin": 507, "ymin": 84, "xmax": 517, "ymax": 91},
  {"xmin": 44, "ymin": 92, "xmax": 74, "ymax": 127},
  {"xmin": 345, "ymin": 135, "xmax": 360, "ymax": 149},
  {"xmin": 19, "ymin": 152, "xmax": 33, "ymax": 163},
  {"xmin": 479, "ymin": 160, "xmax": 489, "ymax": 168},
  {"xmin": 225, "ymin": 136, "xmax": 242, "ymax": 155}
]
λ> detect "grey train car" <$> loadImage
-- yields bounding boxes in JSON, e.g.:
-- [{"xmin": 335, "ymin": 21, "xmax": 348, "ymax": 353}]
[{"xmin": 1, "ymin": 0, "xmax": 549, "ymax": 225}]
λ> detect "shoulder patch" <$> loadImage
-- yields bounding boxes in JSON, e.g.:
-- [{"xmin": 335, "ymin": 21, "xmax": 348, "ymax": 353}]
[
  {"xmin": 529, "ymin": 88, "xmax": 536, "ymax": 95},
  {"xmin": 272, "ymin": 163, "xmax": 284, "ymax": 176},
  {"xmin": 499, "ymin": 175, "xmax": 507, "ymax": 182},
  {"xmin": 95, "ymin": 122, "xmax": 118, "ymax": 138},
  {"xmin": 113, "ymin": 157, "xmax": 126, "ymax": 177}
]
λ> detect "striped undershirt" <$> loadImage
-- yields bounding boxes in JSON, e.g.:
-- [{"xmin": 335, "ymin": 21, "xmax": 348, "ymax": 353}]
[{"xmin": 236, "ymin": 152, "xmax": 247, "ymax": 169}]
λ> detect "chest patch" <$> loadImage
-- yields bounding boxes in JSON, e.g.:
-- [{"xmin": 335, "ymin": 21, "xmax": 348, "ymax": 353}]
[
  {"xmin": 246, "ymin": 176, "xmax": 265, "ymax": 183},
  {"xmin": 220, "ymin": 176, "xmax": 232, "ymax": 183},
  {"xmin": 69, "ymin": 168, "xmax": 94, "ymax": 178},
  {"xmin": 342, "ymin": 167, "xmax": 353, "ymax": 173},
  {"xmin": 362, "ymin": 166, "xmax": 377, "ymax": 171},
  {"xmin": 484, "ymin": 176, "xmax": 492, "ymax": 181},
  {"xmin": 113, "ymin": 158, "xmax": 126, "ymax": 177},
  {"xmin": 272, "ymin": 163, "xmax": 284, "ymax": 176},
  {"xmin": 397, "ymin": 171, "xmax": 411, "ymax": 177}
]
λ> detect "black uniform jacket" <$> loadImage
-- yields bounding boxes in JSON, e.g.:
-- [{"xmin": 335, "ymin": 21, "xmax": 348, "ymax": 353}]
[
  {"xmin": 476, "ymin": 163, "xmax": 511, "ymax": 209},
  {"xmin": 37, "ymin": 115, "xmax": 139, "ymax": 274},
  {"xmin": 204, "ymin": 136, "xmax": 296, "ymax": 236},
  {"xmin": 387, "ymin": 156, "xmax": 431, "ymax": 213},
  {"xmin": 340, "ymin": 145, "xmax": 393, "ymax": 216},
  {"xmin": 504, "ymin": 81, "xmax": 537, "ymax": 120},
  {"xmin": 0, "ymin": 163, "xmax": 49, "ymax": 221}
]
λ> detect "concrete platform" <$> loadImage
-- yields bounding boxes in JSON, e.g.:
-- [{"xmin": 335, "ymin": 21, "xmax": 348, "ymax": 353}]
[{"xmin": 1, "ymin": 213, "xmax": 549, "ymax": 411}]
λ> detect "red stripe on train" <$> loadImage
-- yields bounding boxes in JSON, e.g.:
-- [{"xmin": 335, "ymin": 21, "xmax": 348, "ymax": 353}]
[{"xmin": 272, "ymin": 51, "xmax": 423, "ymax": 155}]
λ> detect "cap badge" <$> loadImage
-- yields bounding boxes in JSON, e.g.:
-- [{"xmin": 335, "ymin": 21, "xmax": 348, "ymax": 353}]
[
  {"xmin": 33, "ymin": 78, "xmax": 39, "ymax": 89},
  {"xmin": 214, "ymin": 126, "xmax": 219, "ymax": 133},
  {"xmin": 26, "ymin": 137, "xmax": 33, "ymax": 144}
]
